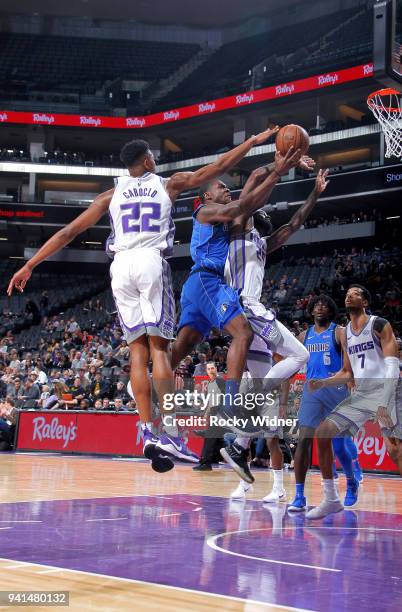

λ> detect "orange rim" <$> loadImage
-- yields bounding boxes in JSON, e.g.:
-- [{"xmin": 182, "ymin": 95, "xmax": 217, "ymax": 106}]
[{"xmin": 367, "ymin": 88, "xmax": 402, "ymax": 113}]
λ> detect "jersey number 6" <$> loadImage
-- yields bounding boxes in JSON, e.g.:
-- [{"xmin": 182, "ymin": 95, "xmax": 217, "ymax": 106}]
[{"xmin": 120, "ymin": 202, "xmax": 161, "ymax": 233}]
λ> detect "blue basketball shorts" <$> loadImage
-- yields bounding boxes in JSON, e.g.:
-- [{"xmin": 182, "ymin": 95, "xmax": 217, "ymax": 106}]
[
  {"xmin": 178, "ymin": 270, "xmax": 243, "ymax": 337},
  {"xmin": 299, "ymin": 385, "xmax": 349, "ymax": 429}
]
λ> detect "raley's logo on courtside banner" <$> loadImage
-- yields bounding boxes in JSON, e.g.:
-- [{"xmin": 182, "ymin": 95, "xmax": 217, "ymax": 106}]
[
  {"xmin": 317, "ymin": 73, "xmax": 339, "ymax": 86},
  {"xmin": 32, "ymin": 113, "xmax": 55, "ymax": 124},
  {"xmin": 80, "ymin": 116, "xmax": 102, "ymax": 127},
  {"xmin": 355, "ymin": 426, "xmax": 387, "ymax": 466},
  {"xmin": 0, "ymin": 63, "xmax": 373, "ymax": 130},
  {"xmin": 126, "ymin": 117, "xmax": 146, "ymax": 128},
  {"xmin": 32, "ymin": 416, "xmax": 78, "ymax": 449}
]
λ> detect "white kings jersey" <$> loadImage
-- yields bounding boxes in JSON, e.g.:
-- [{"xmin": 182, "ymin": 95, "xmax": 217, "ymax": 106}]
[
  {"xmin": 224, "ymin": 227, "xmax": 267, "ymax": 300},
  {"xmin": 106, "ymin": 173, "xmax": 175, "ymax": 257},
  {"xmin": 346, "ymin": 315, "xmax": 386, "ymax": 388}
]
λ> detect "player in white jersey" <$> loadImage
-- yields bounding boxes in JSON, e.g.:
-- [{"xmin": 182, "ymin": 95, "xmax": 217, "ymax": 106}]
[
  {"xmin": 306, "ymin": 284, "xmax": 401, "ymax": 519},
  {"xmin": 221, "ymin": 168, "xmax": 330, "ymax": 495},
  {"xmin": 7, "ymin": 132, "xmax": 277, "ymax": 472}
]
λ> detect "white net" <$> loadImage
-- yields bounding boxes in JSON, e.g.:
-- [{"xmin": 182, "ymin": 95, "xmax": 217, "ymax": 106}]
[{"xmin": 367, "ymin": 88, "xmax": 402, "ymax": 159}]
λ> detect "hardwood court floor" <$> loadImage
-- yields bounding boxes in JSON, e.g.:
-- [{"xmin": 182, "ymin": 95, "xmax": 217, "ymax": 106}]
[{"xmin": 0, "ymin": 453, "xmax": 401, "ymax": 611}]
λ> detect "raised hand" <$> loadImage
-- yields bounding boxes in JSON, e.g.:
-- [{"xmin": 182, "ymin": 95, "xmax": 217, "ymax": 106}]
[
  {"xmin": 252, "ymin": 125, "xmax": 279, "ymax": 146},
  {"xmin": 315, "ymin": 169, "xmax": 330, "ymax": 195},
  {"xmin": 7, "ymin": 264, "xmax": 32, "ymax": 296},
  {"xmin": 274, "ymin": 146, "xmax": 302, "ymax": 176},
  {"xmin": 298, "ymin": 155, "xmax": 316, "ymax": 172}
]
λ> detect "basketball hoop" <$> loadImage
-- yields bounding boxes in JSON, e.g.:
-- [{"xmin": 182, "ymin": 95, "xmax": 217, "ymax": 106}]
[{"xmin": 367, "ymin": 88, "xmax": 402, "ymax": 160}]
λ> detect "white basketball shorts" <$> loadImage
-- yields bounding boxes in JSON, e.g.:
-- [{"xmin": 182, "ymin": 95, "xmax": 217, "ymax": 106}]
[{"xmin": 110, "ymin": 247, "xmax": 176, "ymax": 344}]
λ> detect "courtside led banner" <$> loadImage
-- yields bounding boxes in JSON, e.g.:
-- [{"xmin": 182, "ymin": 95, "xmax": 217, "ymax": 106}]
[
  {"xmin": 0, "ymin": 63, "xmax": 373, "ymax": 130},
  {"xmin": 16, "ymin": 407, "xmax": 397, "ymax": 473}
]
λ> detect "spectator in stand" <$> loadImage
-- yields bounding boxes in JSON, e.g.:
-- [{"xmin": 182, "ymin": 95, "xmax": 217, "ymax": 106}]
[
  {"xmin": 0, "ymin": 398, "xmax": 17, "ymax": 450},
  {"xmin": 67, "ymin": 318, "xmax": 80, "ymax": 333},
  {"xmin": 43, "ymin": 382, "xmax": 67, "ymax": 410},
  {"xmin": 213, "ymin": 349, "xmax": 227, "ymax": 373},
  {"xmin": 98, "ymin": 338, "xmax": 113, "ymax": 358},
  {"xmin": 71, "ymin": 351, "xmax": 86, "ymax": 371},
  {"xmin": 103, "ymin": 351, "xmax": 120, "ymax": 369},
  {"xmin": 20, "ymin": 376, "xmax": 40, "ymax": 409},
  {"xmin": 25, "ymin": 298, "xmax": 41, "ymax": 325},
  {"xmin": 94, "ymin": 399, "xmax": 103, "ymax": 410},
  {"xmin": 40, "ymin": 290, "xmax": 49, "ymax": 315},
  {"xmin": 114, "ymin": 397, "xmax": 127, "ymax": 411},
  {"xmin": 114, "ymin": 339, "xmax": 129, "ymax": 360},
  {"xmin": 38, "ymin": 384, "xmax": 51, "ymax": 408},
  {"xmin": 79, "ymin": 398, "xmax": 90, "ymax": 410},
  {"xmin": 194, "ymin": 353, "xmax": 207, "ymax": 376},
  {"xmin": 273, "ymin": 283, "xmax": 287, "ymax": 303},
  {"xmin": 111, "ymin": 329, "xmax": 123, "ymax": 349},
  {"xmin": 113, "ymin": 380, "xmax": 131, "ymax": 404},
  {"xmin": 64, "ymin": 376, "xmax": 86, "ymax": 408},
  {"xmin": 9, "ymin": 350, "xmax": 21, "ymax": 372},
  {"xmin": 90, "ymin": 372, "xmax": 110, "ymax": 401},
  {"xmin": 102, "ymin": 398, "xmax": 111, "ymax": 410}
]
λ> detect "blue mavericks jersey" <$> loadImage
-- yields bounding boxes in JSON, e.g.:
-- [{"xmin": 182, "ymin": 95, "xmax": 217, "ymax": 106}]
[
  {"xmin": 190, "ymin": 204, "xmax": 231, "ymax": 275},
  {"xmin": 304, "ymin": 322, "xmax": 342, "ymax": 380}
]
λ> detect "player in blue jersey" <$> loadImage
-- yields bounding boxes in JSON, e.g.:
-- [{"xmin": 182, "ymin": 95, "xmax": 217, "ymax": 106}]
[
  {"xmin": 288, "ymin": 294, "xmax": 360, "ymax": 512},
  {"xmin": 170, "ymin": 145, "xmax": 302, "ymax": 436}
]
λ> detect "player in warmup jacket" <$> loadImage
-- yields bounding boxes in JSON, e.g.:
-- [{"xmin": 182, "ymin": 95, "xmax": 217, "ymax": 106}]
[
  {"xmin": 7, "ymin": 134, "xmax": 279, "ymax": 472},
  {"xmin": 307, "ymin": 285, "xmax": 401, "ymax": 519}
]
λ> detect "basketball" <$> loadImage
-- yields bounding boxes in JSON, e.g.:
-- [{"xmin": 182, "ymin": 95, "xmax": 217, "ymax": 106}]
[{"xmin": 275, "ymin": 124, "xmax": 310, "ymax": 155}]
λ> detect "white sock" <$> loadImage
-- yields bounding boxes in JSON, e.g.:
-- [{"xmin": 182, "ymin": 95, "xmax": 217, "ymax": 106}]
[
  {"xmin": 273, "ymin": 469, "xmax": 284, "ymax": 490},
  {"xmin": 141, "ymin": 422, "xmax": 153, "ymax": 433},
  {"xmin": 323, "ymin": 479, "xmax": 340, "ymax": 502},
  {"xmin": 234, "ymin": 436, "xmax": 249, "ymax": 449},
  {"xmin": 240, "ymin": 480, "xmax": 252, "ymax": 491}
]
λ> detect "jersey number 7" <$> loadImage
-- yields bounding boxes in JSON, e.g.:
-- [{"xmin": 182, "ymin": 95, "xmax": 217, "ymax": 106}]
[{"xmin": 357, "ymin": 353, "xmax": 365, "ymax": 368}]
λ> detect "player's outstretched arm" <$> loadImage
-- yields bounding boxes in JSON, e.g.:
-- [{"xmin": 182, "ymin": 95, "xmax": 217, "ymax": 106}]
[
  {"xmin": 166, "ymin": 126, "xmax": 279, "ymax": 200},
  {"xmin": 266, "ymin": 168, "xmax": 329, "ymax": 254},
  {"xmin": 241, "ymin": 154, "xmax": 315, "ymax": 200},
  {"xmin": 7, "ymin": 189, "xmax": 113, "ymax": 295},
  {"xmin": 197, "ymin": 147, "xmax": 301, "ymax": 224}
]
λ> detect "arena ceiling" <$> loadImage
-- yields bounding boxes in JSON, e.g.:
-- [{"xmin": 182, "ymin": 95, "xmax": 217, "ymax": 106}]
[{"xmin": 1, "ymin": 0, "xmax": 315, "ymax": 27}]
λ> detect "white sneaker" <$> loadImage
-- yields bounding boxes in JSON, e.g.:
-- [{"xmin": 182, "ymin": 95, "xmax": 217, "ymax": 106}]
[
  {"xmin": 306, "ymin": 499, "xmax": 343, "ymax": 520},
  {"xmin": 231, "ymin": 482, "xmax": 253, "ymax": 500},
  {"xmin": 262, "ymin": 488, "xmax": 287, "ymax": 503}
]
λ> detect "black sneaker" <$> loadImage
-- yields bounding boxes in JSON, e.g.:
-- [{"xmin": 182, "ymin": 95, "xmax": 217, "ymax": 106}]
[
  {"xmin": 220, "ymin": 442, "xmax": 255, "ymax": 484},
  {"xmin": 215, "ymin": 406, "xmax": 263, "ymax": 437},
  {"xmin": 193, "ymin": 463, "xmax": 212, "ymax": 471}
]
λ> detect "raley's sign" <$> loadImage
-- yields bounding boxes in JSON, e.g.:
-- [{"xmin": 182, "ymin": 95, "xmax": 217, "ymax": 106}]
[{"xmin": 0, "ymin": 64, "xmax": 373, "ymax": 131}]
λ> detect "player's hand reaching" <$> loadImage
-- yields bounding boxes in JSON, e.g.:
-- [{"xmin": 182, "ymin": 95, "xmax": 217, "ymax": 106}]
[
  {"xmin": 7, "ymin": 264, "xmax": 32, "ymax": 296},
  {"xmin": 375, "ymin": 405, "xmax": 395, "ymax": 429},
  {"xmin": 298, "ymin": 155, "xmax": 316, "ymax": 172},
  {"xmin": 274, "ymin": 146, "xmax": 302, "ymax": 176},
  {"xmin": 307, "ymin": 379, "xmax": 324, "ymax": 393},
  {"xmin": 314, "ymin": 169, "xmax": 330, "ymax": 195},
  {"xmin": 251, "ymin": 125, "xmax": 279, "ymax": 146}
]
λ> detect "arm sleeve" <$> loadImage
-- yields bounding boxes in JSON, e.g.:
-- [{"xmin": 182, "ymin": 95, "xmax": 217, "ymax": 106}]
[{"xmin": 381, "ymin": 356, "xmax": 399, "ymax": 408}]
